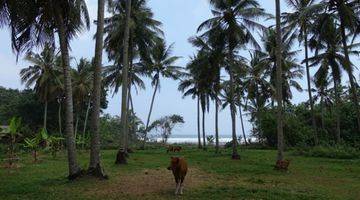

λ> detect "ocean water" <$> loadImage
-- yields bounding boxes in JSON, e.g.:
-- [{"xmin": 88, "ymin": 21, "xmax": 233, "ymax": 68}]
[{"xmin": 154, "ymin": 135, "xmax": 233, "ymax": 144}]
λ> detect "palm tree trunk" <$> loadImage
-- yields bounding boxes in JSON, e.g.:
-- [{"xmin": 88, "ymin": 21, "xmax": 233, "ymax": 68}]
[
  {"xmin": 58, "ymin": 101, "xmax": 62, "ymax": 135},
  {"xmin": 202, "ymin": 105, "xmax": 206, "ymax": 150},
  {"xmin": 125, "ymin": 84, "xmax": 131, "ymax": 150},
  {"xmin": 275, "ymin": 0, "xmax": 284, "ymax": 162},
  {"xmin": 129, "ymin": 89, "xmax": 135, "ymax": 116},
  {"xmin": 55, "ymin": 12, "xmax": 81, "ymax": 179},
  {"xmin": 320, "ymin": 94, "xmax": 325, "ymax": 130},
  {"xmin": 75, "ymin": 115, "xmax": 79, "ymax": 139},
  {"xmin": 83, "ymin": 98, "xmax": 91, "ymax": 150},
  {"xmin": 339, "ymin": 17, "xmax": 360, "ymax": 134},
  {"xmin": 304, "ymin": 29, "xmax": 318, "ymax": 144},
  {"xmin": 215, "ymin": 99, "xmax": 219, "ymax": 153},
  {"xmin": 239, "ymin": 102, "xmax": 247, "ymax": 146},
  {"xmin": 197, "ymin": 96, "xmax": 202, "ymax": 149},
  {"xmin": 229, "ymin": 71, "xmax": 239, "ymax": 159},
  {"xmin": 333, "ymin": 79, "xmax": 341, "ymax": 143},
  {"xmin": 115, "ymin": 0, "xmax": 131, "ymax": 165},
  {"xmin": 143, "ymin": 77, "xmax": 159, "ymax": 149},
  {"xmin": 43, "ymin": 100, "xmax": 48, "ymax": 131}
]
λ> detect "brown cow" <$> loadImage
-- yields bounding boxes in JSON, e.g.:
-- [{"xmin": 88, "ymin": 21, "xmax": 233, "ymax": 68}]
[
  {"xmin": 167, "ymin": 157, "xmax": 188, "ymax": 195},
  {"xmin": 274, "ymin": 159, "xmax": 290, "ymax": 171},
  {"xmin": 166, "ymin": 146, "xmax": 182, "ymax": 153}
]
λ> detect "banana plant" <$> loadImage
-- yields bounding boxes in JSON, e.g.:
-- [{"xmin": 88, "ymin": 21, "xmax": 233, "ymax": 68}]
[
  {"xmin": 1, "ymin": 117, "xmax": 22, "ymax": 166},
  {"xmin": 23, "ymin": 138, "xmax": 39, "ymax": 162},
  {"xmin": 36, "ymin": 128, "xmax": 49, "ymax": 148}
]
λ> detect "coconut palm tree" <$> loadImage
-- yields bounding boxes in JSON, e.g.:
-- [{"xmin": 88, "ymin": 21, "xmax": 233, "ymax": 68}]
[
  {"xmin": 282, "ymin": 0, "xmax": 326, "ymax": 143},
  {"xmin": 141, "ymin": 39, "xmax": 182, "ymax": 149},
  {"xmin": 178, "ymin": 70, "xmax": 202, "ymax": 149},
  {"xmin": 327, "ymin": 0, "xmax": 360, "ymax": 133},
  {"xmin": 88, "ymin": 0, "xmax": 107, "ymax": 177},
  {"xmin": 260, "ymin": 28, "xmax": 304, "ymax": 106},
  {"xmin": 20, "ymin": 44, "xmax": 62, "ymax": 131},
  {"xmin": 275, "ymin": 0, "xmax": 285, "ymax": 162},
  {"xmin": 243, "ymin": 51, "xmax": 272, "ymax": 141},
  {"xmin": 307, "ymin": 12, "xmax": 351, "ymax": 142},
  {"xmin": 116, "ymin": 0, "xmax": 131, "ymax": 164},
  {"xmin": 72, "ymin": 58, "xmax": 93, "ymax": 140},
  {"xmin": 104, "ymin": 0, "xmax": 162, "ymax": 155},
  {"xmin": 2, "ymin": 0, "xmax": 90, "ymax": 179},
  {"xmin": 199, "ymin": 0, "xmax": 270, "ymax": 159},
  {"xmin": 189, "ymin": 36, "xmax": 226, "ymax": 153}
]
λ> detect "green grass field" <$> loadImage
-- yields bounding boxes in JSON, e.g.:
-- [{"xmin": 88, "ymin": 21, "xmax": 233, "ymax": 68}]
[{"xmin": 1, "ymin": 147, "xmax": 360, "ymax": 200}]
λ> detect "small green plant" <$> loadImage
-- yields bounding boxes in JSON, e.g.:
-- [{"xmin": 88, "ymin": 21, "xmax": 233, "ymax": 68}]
[
  {"xmin": 48, "ymin": 136, "xmax": 64, "ymax": 158},
  {"xmin": 23, "ymin": 138, "xmax": 39, "ymax": 162},
  {"xmin": 76, "ymin": 134, "xmax": 89, "ymax": 150},
  {"xmin": 36, "ymin": 128, "xmax": 49, "ymax": 148},
  {"xmin": 2, "ymin": 117, "xmax": 22, "ymax": 166},
  {"xmin": 207, "ymin": 135, "xmax": 215, "ymax": 145}
]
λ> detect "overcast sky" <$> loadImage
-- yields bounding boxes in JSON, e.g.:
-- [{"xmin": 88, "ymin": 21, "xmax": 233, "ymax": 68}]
[{"xmin": 0, "ymin": 0, "xmax": 354, "ymax": 138}]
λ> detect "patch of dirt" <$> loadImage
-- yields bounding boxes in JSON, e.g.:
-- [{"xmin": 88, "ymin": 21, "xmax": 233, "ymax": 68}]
[{"xmin": 85, "ymin": 167, "xmax": 211, "ymax": 199}]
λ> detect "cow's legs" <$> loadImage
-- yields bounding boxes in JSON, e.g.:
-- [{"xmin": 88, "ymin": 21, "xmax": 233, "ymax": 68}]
[
  {"xmin": 179, "ymin": 178, "xmax": 184, "ymax": 195},
  {"xmin": 175, "ymin": 180, "xmax": 180, "ymax": 195}
]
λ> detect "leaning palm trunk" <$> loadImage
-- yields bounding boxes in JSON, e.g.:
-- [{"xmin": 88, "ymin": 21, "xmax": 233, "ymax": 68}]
[
  {"xmin": 239, "ymin": 102, "xmax": 247, "ymax": 146},
  {"xmin": 215, "ymin": 99, "xmax": 219, "ymax": 153},
  {"xmin": 275, "ymin": 0, "xmax": 284, "ymax": 162},
  {"xmin": 115, "ymin": 0, "xmax": 131, "ymax": 165},
  {"xmin": 197, "ymin": 96, "xmax": 202, "ymax": 149},
  {"xmin": 338, "ymin": 17, "xmax": 360, "ymax": 134},
  {"xmin": 125, "ymin": 84, "xmax": 132, "ymax": 150},
  {"xmin": 55, "ymin": 12, "xmax": 82, "ymax": 179},
  {"xmin": 143, "ymin": 77, "xmax": 159, "ymax": 149},
  {"xmin": 304, "ymin": 30, "xmax": 318, "ymax": 144},
  {"xmin": 82, "ymin": 98, "xmax": 91, "ymax": 145}
]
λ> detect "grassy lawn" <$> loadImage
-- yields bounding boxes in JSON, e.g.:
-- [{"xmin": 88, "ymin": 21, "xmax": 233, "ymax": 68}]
[{"xmin": 1, "ymin": 147, "xmax": 360, "ymax": 200}]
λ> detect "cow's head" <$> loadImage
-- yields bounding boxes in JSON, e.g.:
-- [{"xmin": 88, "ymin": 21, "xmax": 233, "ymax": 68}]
[{"xmin": 167, "ymin": 156, "xmax": 179, "ymax": 170}]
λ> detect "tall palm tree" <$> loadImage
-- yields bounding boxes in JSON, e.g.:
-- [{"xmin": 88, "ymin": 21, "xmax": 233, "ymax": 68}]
[
  {"xmin": 2, "ymin": 0, "xmax": 90, "ymax": 179},
  {"xmin": 275, "ymin": 0, "xmax": 285, "ymax": 162},
  {"xmin": 260, "ymin": 28, "xmax": 304, "ymax": 106},
  {"xmin": 88, "ymin": 0, "xmax": 107, "ymax": 177},
  {"xmin": 20, "ymin": 44, "xmax": 62, "ymax": 131},
  {"xmin": 178, "ymin": 69, "xmax": 202, "ymax": 149},
  {"xmin": 104, "ymin": 0, "xmax": 162, "ymax": 154},
  {"xmin": 243, "ymin": 51, "xmax": 272, "ymax": 141},
  {"xmin": 117, "ymin": 0, "xmax": 131, "ymax": 164},
  {"xmin": 283, "ymin": 0, "xmax": 325, "ymax": 144},
  {"xmin": 189, "ymin": 36, "xmax": 225, "ymax": 153},
  {"xmin": 142, "ymin": 39, "xmax": 182, "ymax": 149},
  {"xmin": 307, "ymin": 12, "xmax": 349, "ymax": 142},
  {"xmin": 199, "ymin": 0, "xmax": 270, "ymax": 159},
  {"xmin": 327, "ymin": 0, "xmax": 360, "ymax": 133},
  {"xmin": 72, "ymin": 58, "xmax": 93, "ymax": 139}
]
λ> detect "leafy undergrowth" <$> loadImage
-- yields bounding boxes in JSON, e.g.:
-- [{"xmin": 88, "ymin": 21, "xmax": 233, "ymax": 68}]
[
  {"xmin": 1, "ymin": 148, "xmax": 360, "ymax": 199},
  {"xmin": 293, "ymin": 145, "xmax": 360, "ymax": 159}
]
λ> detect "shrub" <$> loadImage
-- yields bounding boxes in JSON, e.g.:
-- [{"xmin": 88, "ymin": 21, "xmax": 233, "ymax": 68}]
[{"xmin": 293, "ymin": 145, "xmax": 360, "ymax": 159}]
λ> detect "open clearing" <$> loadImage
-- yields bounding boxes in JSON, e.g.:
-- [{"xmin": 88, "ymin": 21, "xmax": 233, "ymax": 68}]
[{"xmin": 1, "ymin": 148, "xmax": 360, "ymax": 200}]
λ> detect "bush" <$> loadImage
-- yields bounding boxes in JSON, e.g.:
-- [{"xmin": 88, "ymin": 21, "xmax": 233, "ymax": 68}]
[
  {"xmin": 293, "ymin": 145, "xmax": 360, "ymax": 159},
  {"xmin": 224, "ymin": 140, "xmax": 238, "ymax": 149}
]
